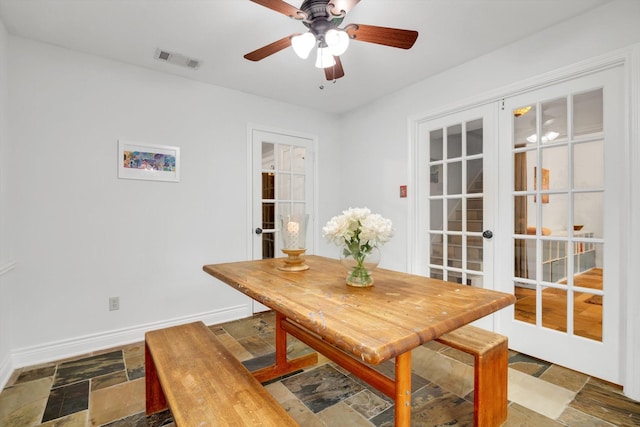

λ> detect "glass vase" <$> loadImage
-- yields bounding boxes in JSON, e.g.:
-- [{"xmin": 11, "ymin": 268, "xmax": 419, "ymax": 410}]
[{"xmin": 340, "ymin": 246, "xmax": 380, "ymax": 287}]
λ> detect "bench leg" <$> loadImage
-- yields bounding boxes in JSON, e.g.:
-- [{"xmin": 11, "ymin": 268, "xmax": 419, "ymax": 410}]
[
  {"xmin": 145, "ymin": 341, "xmax": 168, "ymax": 415},
  {"xmin": 474, "ymin": 339, "xmax": 508, "ymax": 427}
]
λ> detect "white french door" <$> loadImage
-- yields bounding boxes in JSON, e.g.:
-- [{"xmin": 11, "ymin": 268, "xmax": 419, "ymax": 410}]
[
  {"xmin": 250, "ymin": 128, "xmax": 315, "ymax": 312},
  {"xmin": 415, "ymin": 104, "xmax": 497, "ymax": 329},
  {"xmin": 497, "ymin": 66, "xmax": 624, "ymax": 383}
]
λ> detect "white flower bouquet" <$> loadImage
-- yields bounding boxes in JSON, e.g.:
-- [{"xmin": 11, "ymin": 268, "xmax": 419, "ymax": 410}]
[{"xmin": 323, "ymin": 207, "xmax": 393, "ymax": 286}]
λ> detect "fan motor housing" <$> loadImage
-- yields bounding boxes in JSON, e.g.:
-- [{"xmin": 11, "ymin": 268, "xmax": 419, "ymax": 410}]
[{"xmin": 301, "ymin": 0, "xmax": 345, "ymax": 36}]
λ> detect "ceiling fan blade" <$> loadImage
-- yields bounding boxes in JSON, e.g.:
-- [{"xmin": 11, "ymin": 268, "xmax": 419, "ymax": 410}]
[
  {"xmin": 325, "ymin": 56, "xmax": 345, "ymax": 81},
  {"xmin": 250, "ymin": 0, "xmax": 305, "ymax": 19},
  {"xmin": 329, "ymin": 0, "xmax": 361, "ymax": 15},
  {"xmin": 346, "ymin": 24, "xmax": 418, "ymax": 49},
  {"xmin": 244, "ymin": 35, "xmax": 294, "ymax": 61}
]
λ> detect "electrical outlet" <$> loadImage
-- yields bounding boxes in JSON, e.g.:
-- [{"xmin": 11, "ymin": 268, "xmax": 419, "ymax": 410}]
[{"xmin": 109, "ymin": 296, "xmax": 120, "ymax": 311}]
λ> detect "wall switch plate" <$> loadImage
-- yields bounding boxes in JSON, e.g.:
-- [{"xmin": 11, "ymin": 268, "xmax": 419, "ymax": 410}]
[
  {"xmin": 400, "ymin": 185, "xmax": 407, "ymax": 198},
  {"xmin": 109, "ymin": 296, "xmax": 120, "ymax": 311}
]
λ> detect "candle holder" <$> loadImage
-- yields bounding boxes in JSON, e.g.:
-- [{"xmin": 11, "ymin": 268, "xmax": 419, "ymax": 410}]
[{"xmin": 278, "ymin": 213, "xmax": 309, "ymax": 271}]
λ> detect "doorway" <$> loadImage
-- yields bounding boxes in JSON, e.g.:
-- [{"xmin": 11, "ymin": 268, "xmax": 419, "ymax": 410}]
[
  {"xmin": 413, "ymin": 65, "xmax": 624, "ymax": 384},
  {"xmin": 250, "ymin": 127, "xmax": 316, "ymax": 312},
  {"xmin": 414, "ymin": 104, "xmax": 497, "ymax": 328},
  {"xmin": 498, "ymin": 66, "xmax": 623, "ymax": 384}
]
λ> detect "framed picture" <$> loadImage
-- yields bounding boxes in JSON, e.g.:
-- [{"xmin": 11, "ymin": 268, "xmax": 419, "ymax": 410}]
[
  {"xmin": 118, "ymin": 140, "xmax": 180, "ymax": 182},
  {"xmin": 534, "ymin": 166, "xmax": 549, "ymax": 203}
]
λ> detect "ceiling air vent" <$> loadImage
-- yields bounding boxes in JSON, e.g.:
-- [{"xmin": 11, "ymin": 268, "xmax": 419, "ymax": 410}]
[{"xmin": 154, "ymin": 48, "xmax": 201, "ymax": 70}]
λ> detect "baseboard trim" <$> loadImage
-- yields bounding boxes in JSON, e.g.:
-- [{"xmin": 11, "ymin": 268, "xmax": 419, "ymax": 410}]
[
  {"xmin": 0, "ymin": 352, "xmax": 13, "ymax": 391},
  {"xmin": 9, "ymin": 304, "xmax": 252, "ymax": 374}
]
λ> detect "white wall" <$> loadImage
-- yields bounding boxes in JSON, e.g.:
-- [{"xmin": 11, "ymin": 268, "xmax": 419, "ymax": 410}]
[{"xmin": 5, "ymin": 36, "xmax": 342, "ymax": 365}]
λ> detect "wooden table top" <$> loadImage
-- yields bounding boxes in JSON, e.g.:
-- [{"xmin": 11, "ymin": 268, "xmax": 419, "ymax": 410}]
[{"xmin": 203, "ymin": 255, "xmax": 515, "ymax": 365}]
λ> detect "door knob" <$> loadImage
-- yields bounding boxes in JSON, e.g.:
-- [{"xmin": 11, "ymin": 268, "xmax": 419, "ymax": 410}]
[
  {"xmin": 255, "ymin": 227, "xmax": 263, "ymax": 235},
  {"xmin": 482, "ymin": 230, "xmax": 493, "ymax": 239}
]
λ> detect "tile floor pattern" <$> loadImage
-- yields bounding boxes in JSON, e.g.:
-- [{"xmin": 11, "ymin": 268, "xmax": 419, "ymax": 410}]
[{"xmin": 1, "ymin": 312, "xmax": 639, "ymax": 426}]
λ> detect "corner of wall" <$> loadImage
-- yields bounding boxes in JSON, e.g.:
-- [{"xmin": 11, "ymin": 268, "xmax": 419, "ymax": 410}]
[{"xmin": 0, "ymin": 13, "xmax": 15, "ymax": 390}]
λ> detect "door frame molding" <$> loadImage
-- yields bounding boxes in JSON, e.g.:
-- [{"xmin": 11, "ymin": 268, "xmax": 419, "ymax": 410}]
[
  {"xmin": 246, "ymin": 123, "xmax": 320, "ymax": 261},
  {"xmin": 407, "ymin": 45, "xmax": 639, "ymax": 399}
]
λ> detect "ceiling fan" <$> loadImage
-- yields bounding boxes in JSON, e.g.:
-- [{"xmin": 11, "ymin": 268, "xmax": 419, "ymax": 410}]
[{"xmin": 244, "ymin": 0, "xmax": 419, "ymax": 81}]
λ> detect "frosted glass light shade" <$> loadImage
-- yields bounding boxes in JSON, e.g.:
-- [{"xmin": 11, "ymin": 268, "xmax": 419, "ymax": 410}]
[
  {"xmin": 315, "ymin": 47, "xmax": 336, "ymax": 68},
  {"xmin": 291, "ymin": 32, "xmax": 315, "ymax": 59},
  {"xmin": 526, "ymin": 131, "xmax": 560, "ymax": 143},
  {"xmin": 326, "ymin": 29, "xmax": 349, "ymax": 56}
]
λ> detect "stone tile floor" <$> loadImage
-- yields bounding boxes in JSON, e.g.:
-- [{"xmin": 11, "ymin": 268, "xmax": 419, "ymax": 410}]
[{"xmin": 1, "ymin": 311, "xmax": 639, "ymax": 426}]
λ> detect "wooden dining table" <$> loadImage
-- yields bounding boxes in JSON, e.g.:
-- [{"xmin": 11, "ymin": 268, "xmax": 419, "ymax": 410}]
[{"xmin": 203, "ymin": 255, "xmax": 515, "ymax": 426}]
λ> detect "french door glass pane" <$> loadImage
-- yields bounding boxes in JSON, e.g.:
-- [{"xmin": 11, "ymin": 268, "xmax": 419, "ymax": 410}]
[
  {"xmin": 262, "ymin": 172, "xmax": 274, "ymax": 199},
  {"xmin": 514, "ymin": 281, "xmax": 536, "ymax": 325},
  {"xmin": 292, "ymin": 147, "xmax": 306, "ymax": 172},
  {"xmin": 430, "ymin": 129, "xmax": 443, "ymax": 161},
  {"xmin": 514, "ymin": 238, "xmax": 536, "ymax": 280},
  {"xmin": 279, "ymin": 145, "xmax": 291, "ymax": 171},
  {"xmin": 513, "ymin": 104, "xmax": 537, "ymax": 147},
  {"xmin": 542, "ymin": 286, "xmax": 567, "ymax": 332},
  {"xmin": 466, "ymin": 119, "xmax": 483, "ymax": 155},
  {"xmin": 574, "ymin": 193, "xmax": 603, "ymax": 239},
  {"xmin": 430, "ymin": 233, "xmax": 443, "ymax": 266},
  {"xmin": 574, "ymin": 291, "xmax": 602, "ymax": 341},
  {"xmin": 574, "ymin": 89, "xmax": 603, "ymax": 137},
  {"xmin": 262, "ymin": 203, "xmax": 275, "ymax": 230},
  {"xmin": 447, "ymin": 125, "xmax": 462, "ymax": 158},
  {"xmin": 541, "ymin": 146, "xmax": 568, "ymax": 192},
  {"xmin": 448, "ymin": 199, "xmax": 461, "ymax": 231},
  {"xmin": 278, "ymin": 174, "xmax": 291, "ymax": 200},
  {"xmin": 447, "ymin": 162, "xmax": 462, "ymax": 194},
  {"xmin": 431, "ymin": 165, "xmax": 443, "ymax": 196},
  {"xmin": 467, "ymin": 198, "xmax": 483, "ymax": 232},
  {"xmin": 467, "ymin": 159, "xmax": 483, "ymax": 193},
  {"xmin": 574, "ymin": 141, "xmax": 604, "ymax": 188},
  {"xmin": 262, "ymin": 142, "xmax": 274, "ymax": 169},
  {"xmin": 542, "ymin": 98, "xmax": 568, "ymax": 143},
  {"xmin": 292, "ymin": 175, "xmax": 305, "ymax": 200}
]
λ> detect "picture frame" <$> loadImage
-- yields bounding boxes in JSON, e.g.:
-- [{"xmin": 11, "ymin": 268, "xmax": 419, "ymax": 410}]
[
  {"xmin": 534, "ymin": 166, "xmax": 549, "ymax": 203},
  {"xmin": 118, "ymin": 140, "xmax": 180, "ymax": 182}
]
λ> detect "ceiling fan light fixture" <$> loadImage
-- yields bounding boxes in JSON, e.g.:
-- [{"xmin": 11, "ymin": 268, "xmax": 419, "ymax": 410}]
[
  {"xmin": 325, "ymin": 29, "xmax": 349, "ymax": 56},
  {"xmin": 291, "ymin": 32, "xmax": 316, "ymax": 59},
  {"xmin": 315, "ymin": 46, "xmax": 336, "ymax": 69},
  {"xmin": 526, "ymin": 131, "xmax": 560, "ymax": 143}
]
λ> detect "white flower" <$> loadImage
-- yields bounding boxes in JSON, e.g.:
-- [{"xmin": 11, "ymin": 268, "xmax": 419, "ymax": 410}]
[
  {"xmin": 323, "ymin": 207, "xmax": 393, "ymax": 249},
  {"xmin": 322, "ymin": 214, "xmax": 354, "ymax": 245},
  {"xmin": 359, "ymin": 214, "xmax": 393, "ymax": 247}
]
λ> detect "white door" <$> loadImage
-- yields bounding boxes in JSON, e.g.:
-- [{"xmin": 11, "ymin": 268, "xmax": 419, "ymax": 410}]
[
  {"xmin": 497, "ymin": 66, "xmax": 624, "ymax": 383},
  {"xmin": 416, "ymin": 105, "xmax": 497, "ymax": 329},
  {"xmin": 250, "ymin": 128, "xmax": 315, "ymax": 312}
]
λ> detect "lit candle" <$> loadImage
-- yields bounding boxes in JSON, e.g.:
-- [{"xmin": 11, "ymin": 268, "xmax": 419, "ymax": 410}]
[{"xmin": 287, "ymin": 221, "xmax": 299, "ymax": 248}]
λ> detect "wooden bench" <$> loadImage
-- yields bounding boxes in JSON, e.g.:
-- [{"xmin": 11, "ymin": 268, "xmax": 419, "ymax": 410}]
[
  {"xmin": 435, "ymin": 324, "xmax": 509, "ymax": 427},
  {"xmin": 145, "ymin": 321, "xmax": 298, "ymax": 426}
]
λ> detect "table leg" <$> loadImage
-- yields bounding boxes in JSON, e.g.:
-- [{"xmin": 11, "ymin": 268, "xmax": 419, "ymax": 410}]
[
  {"xmin": 395, "ymin": 351, "xmax": 412, "ymax": 427},
  {"xmin": 275, "ymin": 311, "xmax": 288, "ymax": 367},
  {"xmin": 251, "ymin": 311, "xmax": 318, "ymax": 383}
]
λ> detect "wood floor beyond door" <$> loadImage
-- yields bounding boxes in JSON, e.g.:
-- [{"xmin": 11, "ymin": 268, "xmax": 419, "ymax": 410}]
[{"xmin": 514, "ymin": 268, "xmax": 602, "ymax": 341}]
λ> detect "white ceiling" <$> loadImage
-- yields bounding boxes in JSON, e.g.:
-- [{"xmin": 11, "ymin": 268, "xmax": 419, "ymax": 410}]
[{"xmin": 0, "ymin": 0, "xmax": 612, "ymax": 114}]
